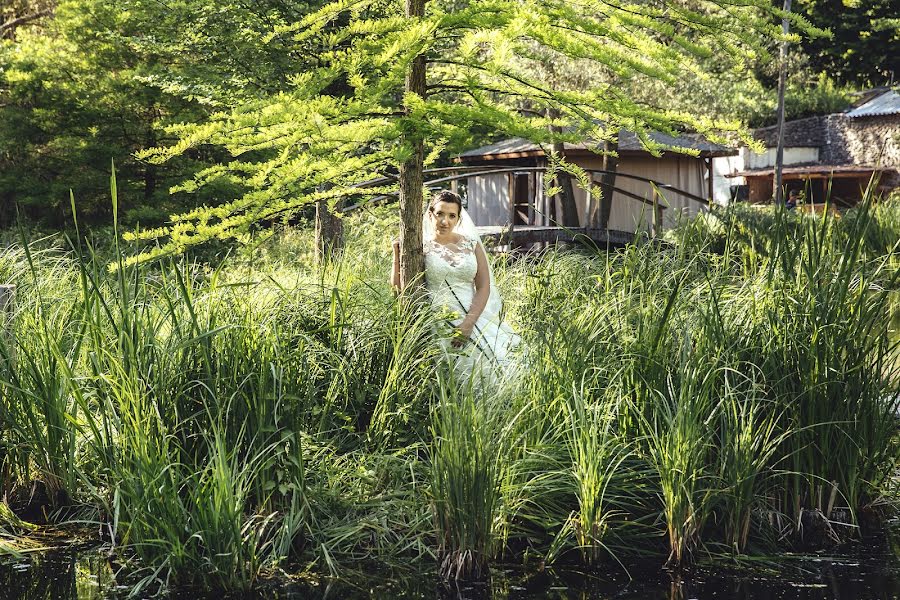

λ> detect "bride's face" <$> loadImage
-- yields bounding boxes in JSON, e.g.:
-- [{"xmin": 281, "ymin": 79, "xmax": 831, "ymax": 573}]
[{"xmin": 430, "ymin": 201, "xmax": 460, "ymax": 235}]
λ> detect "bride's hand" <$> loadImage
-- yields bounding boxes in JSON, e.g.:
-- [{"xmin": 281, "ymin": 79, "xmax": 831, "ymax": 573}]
[{"xmin": 452, "ymin": 321, "xmax": 473, "ymax": 347}]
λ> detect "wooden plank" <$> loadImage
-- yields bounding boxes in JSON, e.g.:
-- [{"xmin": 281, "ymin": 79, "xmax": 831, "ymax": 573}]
[
  {"xmin": 0, "ymin": 284, "xmax": 15, "ymax": 369},
  {"xmin": 651, "ymin": 188, "xmax": 660, "ymax": 238}
]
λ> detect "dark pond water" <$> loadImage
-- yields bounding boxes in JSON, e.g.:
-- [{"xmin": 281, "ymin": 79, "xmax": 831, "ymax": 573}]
[{"xmin": 3, "ymin": 534, "xmax": 900, "ymax": 600}]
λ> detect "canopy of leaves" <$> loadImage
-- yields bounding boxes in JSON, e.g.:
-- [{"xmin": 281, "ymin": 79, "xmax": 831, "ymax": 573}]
[
  {"xmin": 0, "ymin": 0, "xmax": 302, "ymax": 227},
  {"xmin": 123, "ymin": 0, "xmax": 811, "ymax": 263},
  {"xmin": 792, "ymin": 0, "xmax": 899, "ymax": 87}
]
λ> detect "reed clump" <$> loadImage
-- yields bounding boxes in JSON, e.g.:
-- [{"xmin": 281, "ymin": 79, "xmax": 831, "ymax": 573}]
[{"xmin": 0, "ymin": 187, "xmax": 897, "ymax": 593}]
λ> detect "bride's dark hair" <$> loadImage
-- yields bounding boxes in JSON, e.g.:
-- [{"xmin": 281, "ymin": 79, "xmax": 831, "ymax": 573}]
[{"xmin": 430, "ymin": 190, "xmax": 462, "ymax": 212}]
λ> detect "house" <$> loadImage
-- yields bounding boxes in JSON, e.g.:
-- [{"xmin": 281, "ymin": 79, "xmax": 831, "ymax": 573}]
[
  {"xmin": 724, "ymin": 88, "xmax": 900, "ymax": 205},
  {"xmin": 454, "ymin": 130, "xmax": 736, "ymax": 235}
]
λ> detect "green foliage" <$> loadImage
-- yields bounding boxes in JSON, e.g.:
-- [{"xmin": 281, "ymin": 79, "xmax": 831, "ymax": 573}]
[
  {"xmin": 124, "ymin": 0, "xmax": 805, "ymax": 261},
  {"xmin": 0, "ymin": 0, "xmax": 289, "ymax": 228},
  {"xmin": 0, "ymin": 119, "xmax": 898, "ymax": 596},
  {"xmin": 792, "ymin": 0, "xmax": 899, "ymax": 86},
  {"xmin": 430, "ymin": 374, "xmax": 509, "ymax": 580}
]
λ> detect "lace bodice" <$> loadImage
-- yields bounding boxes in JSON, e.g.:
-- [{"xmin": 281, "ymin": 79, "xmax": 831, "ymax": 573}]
[
  {"xmin": 425, "ymin": 237, "xmax": 477, "ymax": 267},
  {"xmin": 424, "ymin": 236, "xmax": 478, "ymax": 314},
  {"xmin": 422, "ymin": 232, "xmax": 520, "ymax": 380}
]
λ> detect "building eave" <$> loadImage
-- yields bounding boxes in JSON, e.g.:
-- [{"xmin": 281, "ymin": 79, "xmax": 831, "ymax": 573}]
[{"xmin": 726, "ymin": 164, "xmax": 888, "ymax": 179}]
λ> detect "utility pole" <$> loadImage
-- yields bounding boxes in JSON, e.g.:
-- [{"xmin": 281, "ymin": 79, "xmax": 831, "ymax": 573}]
[{"xmin": 773, "ymin": 0, "xmax": 793, "ymax": 205}]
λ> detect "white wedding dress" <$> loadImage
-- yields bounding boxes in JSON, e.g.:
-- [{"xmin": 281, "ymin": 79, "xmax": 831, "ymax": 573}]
[{"xmin": 423, "ymin": 224, "xmax": 520, "ymax": 384}]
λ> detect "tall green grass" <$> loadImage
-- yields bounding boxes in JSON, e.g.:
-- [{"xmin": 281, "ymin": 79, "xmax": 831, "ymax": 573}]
[{"xmin": 0, "ymin": 186, "xmax": 897, "ymax": 592}]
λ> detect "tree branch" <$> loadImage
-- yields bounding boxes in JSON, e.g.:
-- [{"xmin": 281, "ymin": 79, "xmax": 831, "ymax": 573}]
[{"xmin": 0, "ymin": 10, "xmax": 53, "ymax": 35}]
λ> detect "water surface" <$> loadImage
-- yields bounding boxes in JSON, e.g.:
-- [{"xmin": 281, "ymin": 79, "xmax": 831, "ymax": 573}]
[{"xmin": 3, "ymin": 540, "xmax": 900, "ymax": 600}]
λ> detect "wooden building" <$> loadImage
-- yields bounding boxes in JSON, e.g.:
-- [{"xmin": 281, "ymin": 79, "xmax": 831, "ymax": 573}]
[
  {"xmin": 726, "ymin": 88, "xmax": 900, "ymax": 205},
  {"xmin": 455, "ymin": 130, "xmax": 736, "ymax": 235}
]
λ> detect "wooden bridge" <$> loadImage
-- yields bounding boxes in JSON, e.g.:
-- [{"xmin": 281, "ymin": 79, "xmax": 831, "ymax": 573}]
[
  {"xmin": 340, "ymin": 164, "xmax": 706, "ymax": 247},
  {"xmin": 475, "ymin": 225, "xmax": 636, "ymax": 249}
]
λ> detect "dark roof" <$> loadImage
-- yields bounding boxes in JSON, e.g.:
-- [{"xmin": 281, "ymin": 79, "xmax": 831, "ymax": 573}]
[
  {"xmin": 751, "ymin": 90, "xmax": 900, "ymax": 146},
  {"xmin": 726, "ymin": 164, "xmax": 887, "ymax": 178},
  {"xmin": 457, "ymin": 130, "xmax": 735, "ymax": 161},
  {"xmin": 846, "ymin": 89, "xmax": 900, "ymax": 118},
  {"xmin": 752, "ymin": 116, "xmax": 827, "ymax": 147}
]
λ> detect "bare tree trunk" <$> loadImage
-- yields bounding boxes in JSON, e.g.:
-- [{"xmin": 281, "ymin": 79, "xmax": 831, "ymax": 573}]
[
  {"xmin": 546, "ymin": 108, "xmax": 580, "ymax": 227},
  {"xmin": 315, "ymin": 198, "xmax": 344, "ymax": 265},
  {"xmin": 773, "ymin": 0, "xmax": 792, "ymax": 204},
  {"xmin": 0, "ymin": 193, "xmax": 12, "ymax": 229},
  {"xmin": 398, "ymin": 0, "xmax": 427, "ymax": 290}
]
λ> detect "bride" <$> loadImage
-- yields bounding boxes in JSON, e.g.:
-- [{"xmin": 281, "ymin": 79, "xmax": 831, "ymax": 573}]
[{"xmin": 391, "ymin": 190, "xmax": 520, "ymax": 382}]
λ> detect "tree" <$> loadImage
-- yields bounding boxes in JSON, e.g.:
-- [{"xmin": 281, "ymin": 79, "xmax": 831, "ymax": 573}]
[
  {"xmin": 1, "ymin": 0, "xmax": 55, "ymax": 40},
  {"xmin": 133, "ymin": 0, "xmax": 809, "ymax": 289},
  {"xmin": 0, "ymin": 0, "xmax": 328, "ymax": 228},
  {"xmin": 0, "ymin": 0, "xmax": 225, "ymax": 227},
  {"xmin": 792, "ymin": 0, "xmax": 899, "ymax": 86}
]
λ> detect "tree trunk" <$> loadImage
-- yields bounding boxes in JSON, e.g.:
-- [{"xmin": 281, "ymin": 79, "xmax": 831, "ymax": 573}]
[
  {"xmin": 596, "ymin": 140, "xmax": 618, "ymax": 229},
  {"xmin": 398, "ymin": 0, "xmax": 427, "ymax": 290},
  {"xmin": 144, "ymin": 130, "xmax": 157, "ymax": 202},
  {"xmin": 0, "ymin": 193, "xmax": 11, "ymax": 229},
  {"xmin": 315, "ymin": 198, "xmax": 344, "ymax": 264},
  {"xmin": 546, "ymin": 108, "xmax": 580, "ymax": 227}
]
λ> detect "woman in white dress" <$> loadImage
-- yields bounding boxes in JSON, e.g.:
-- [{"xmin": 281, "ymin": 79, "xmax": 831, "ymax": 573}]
[{"xmin": 391, "ymin": 190, "xmax": 520, "ymax": 383}]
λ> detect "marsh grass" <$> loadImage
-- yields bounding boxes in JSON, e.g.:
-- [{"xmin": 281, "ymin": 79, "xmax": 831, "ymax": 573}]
[
  {"xmin": 0, "ymin": 183, "xmax": 897, "ymax": 590},
  {"xmin": 430, "ymin": 372, "xmax": 511, "ymax": 580}
]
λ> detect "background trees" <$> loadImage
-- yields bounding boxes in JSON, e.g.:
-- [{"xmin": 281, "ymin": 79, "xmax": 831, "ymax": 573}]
[
  {"xmin": 0, "ymin": 0, "xmax": 319, "ymax": 228},
  {"xmin": 126, "ymin": 0, "xmax": 813, "ymax": 284},
  {"xmin": 0, "ymin": 0, "xmax": 879, "ymax": 252},
  {"xmin": 792, "ymin": 0, "xmax": 899, "ymax": 86}
]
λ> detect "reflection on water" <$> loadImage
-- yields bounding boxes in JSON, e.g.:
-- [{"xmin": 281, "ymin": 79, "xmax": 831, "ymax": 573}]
[
  {"xmin": 0, "ymin": 551, "xmax": 119, "ymax": 600},
  {"xmin": 4, "ymin": 522, "xmax": 900, "ymax": 600},
  {"xmin": 3, "ymin": 550, "xmax": 900, "ymax": 600}
]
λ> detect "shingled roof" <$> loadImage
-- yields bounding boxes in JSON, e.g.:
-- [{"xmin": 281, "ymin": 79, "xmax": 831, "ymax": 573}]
[{"xmin": 457, "ymin": 129, "xmax": 736, "ymax": 161}]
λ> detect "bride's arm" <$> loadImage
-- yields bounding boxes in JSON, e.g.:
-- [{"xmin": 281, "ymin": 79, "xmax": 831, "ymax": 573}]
[
  {"xmin": 390, "ymin": 239, "xmax": 401, "ymax": 290},
  {"xmin": 459, "ymin": 243, "xmax": 490, "ymax": 338}
]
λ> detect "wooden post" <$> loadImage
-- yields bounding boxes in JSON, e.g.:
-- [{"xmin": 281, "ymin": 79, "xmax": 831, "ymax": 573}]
[
  {"xmin": 706, "ymin": 157, "xmax": 715, "ymax": 204},
  {"xmin": 0, "ymin": 285, "xmax": 14, "ymax": 369},
  {"xmin": 505, "ymin": 172, "xmax": 516, "ymax": 250},
  {"xmin": 651, "ymin": 189, "xmax": 661, "ymax": 238},
  {"xmin": 527, "ymin": 171, "xmax": 535, "ymax": 226},
  {"xmin": 597, "ymin": 140, "xmax": 618, "ymax": 229}
]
